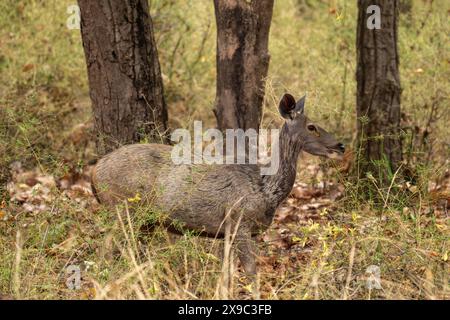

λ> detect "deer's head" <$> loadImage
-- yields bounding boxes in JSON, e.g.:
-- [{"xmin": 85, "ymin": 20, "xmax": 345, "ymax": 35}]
[{"xmin": 278, "ymin": 93, "xmax": 345, "ymax": 160}]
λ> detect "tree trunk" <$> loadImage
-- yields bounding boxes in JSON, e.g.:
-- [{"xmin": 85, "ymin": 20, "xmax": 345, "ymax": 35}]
[
  {"xmin": 78, "ymin": 0, "xmax": 168, "ymax": 155},
  {"xmin": 356, "ymin": 0, "xmax": 402, "ymax": 180},
  {"xmin": 213, "ymin": 0, "xmax": 274, "ymax": 132}
]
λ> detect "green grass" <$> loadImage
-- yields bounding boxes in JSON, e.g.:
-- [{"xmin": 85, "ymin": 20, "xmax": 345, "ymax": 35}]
[{"xmin": 0, "ymin": 0, "xmax": 449, "ymax": 299}]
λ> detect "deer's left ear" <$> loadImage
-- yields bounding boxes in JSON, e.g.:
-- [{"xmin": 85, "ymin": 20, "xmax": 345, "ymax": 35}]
[
  {"xmin": 279, "ymin": 93, "xmax": 297, "ymax": 119},
  {"xmin": 294, "ymin": 95, "xmax": 306, "ymax": 114}
]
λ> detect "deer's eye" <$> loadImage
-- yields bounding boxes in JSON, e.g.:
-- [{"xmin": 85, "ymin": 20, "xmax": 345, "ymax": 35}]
[{"xmin": 307, "ymin": 124, "xmax": 320, "ymax": 136}]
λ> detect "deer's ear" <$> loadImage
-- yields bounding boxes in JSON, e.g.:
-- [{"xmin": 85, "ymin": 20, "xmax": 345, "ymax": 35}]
[
  {"xmin": 279, "ymin": 93, "xmax": 297, "ymax": 119},
  {"xmin": 294, "ymin": 95, "xmax": 306, "ymax": 114}
]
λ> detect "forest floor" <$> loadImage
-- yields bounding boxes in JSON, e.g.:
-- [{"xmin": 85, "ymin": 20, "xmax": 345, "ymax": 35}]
[{"xmin": 1, "ymin": 155, "xmax": 448, "ymax": 300}]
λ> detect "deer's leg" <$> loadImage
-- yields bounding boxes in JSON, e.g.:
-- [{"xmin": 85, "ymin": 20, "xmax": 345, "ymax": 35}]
[
  {"xmin": 236, "ymin": 228, "xmax": 258, "ymax": 275},
  {"xmin": 236, "ymin": 228, "xmax": 261, "ymax": 298}
]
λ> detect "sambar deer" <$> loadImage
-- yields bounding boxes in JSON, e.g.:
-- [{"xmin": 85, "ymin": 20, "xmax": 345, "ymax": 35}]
[{"xmin": 91, "ymin": 93, "xmax": 345, "ymax": 275}]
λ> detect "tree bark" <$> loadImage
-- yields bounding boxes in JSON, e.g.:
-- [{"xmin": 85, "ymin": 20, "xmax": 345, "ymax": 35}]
[
  {"xmin": 356, "ymin": 0, "xmax": 402, "ymax": 179},
  {"xmin": 213, "ymin": 0, "xmax": 274, "ymax": 132},
  {"xmin": 78, "ymin": 0, "xmax": 168, "ymax": 155}
]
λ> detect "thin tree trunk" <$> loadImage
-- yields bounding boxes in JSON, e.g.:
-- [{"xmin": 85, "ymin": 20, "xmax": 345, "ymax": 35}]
[
  {"xmin": 356, "ymin": 0, "xmax": 402, "ymax": 179},
  {"xmin": 78, "ymin": 0, "xmax": 168, "ymax": 155},
  {"xmin": 213, "ymin": 0, "xmax": 274, "ymax": 132}
]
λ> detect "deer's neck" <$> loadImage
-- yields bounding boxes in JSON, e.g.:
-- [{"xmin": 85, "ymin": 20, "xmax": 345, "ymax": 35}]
[{"xmin": 262, "ymin": 124, "xmax": 303, "ymax": 208}]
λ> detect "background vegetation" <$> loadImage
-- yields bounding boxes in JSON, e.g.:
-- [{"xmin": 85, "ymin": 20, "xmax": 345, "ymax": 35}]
[{"xmin": 0, "ymin": 0, "xmax": 448, "ymax": 299}]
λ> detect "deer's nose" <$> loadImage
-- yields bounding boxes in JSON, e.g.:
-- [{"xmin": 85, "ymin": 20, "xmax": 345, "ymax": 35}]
[{"xmin": 337, "ymin": 143, "xmax": 345, "ymax": 153}]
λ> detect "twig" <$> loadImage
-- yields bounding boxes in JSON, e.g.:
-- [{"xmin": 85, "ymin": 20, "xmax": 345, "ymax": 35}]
[
  {"xmin": 383, "ymin": 163, "xmax": 403, "ymax": 208},
  {"xmin": 342, "ymin": 241, "xmax": 356, "ymax": 300},
  {"xmin": 12, "ymin": 230, "xmax": 22, "ymax": 299}
]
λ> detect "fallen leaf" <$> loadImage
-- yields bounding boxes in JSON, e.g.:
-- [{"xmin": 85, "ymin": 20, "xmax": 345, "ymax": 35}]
[{"xmin": 22, "ymin": 63, "xmax": 34, "ymax": 72}]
